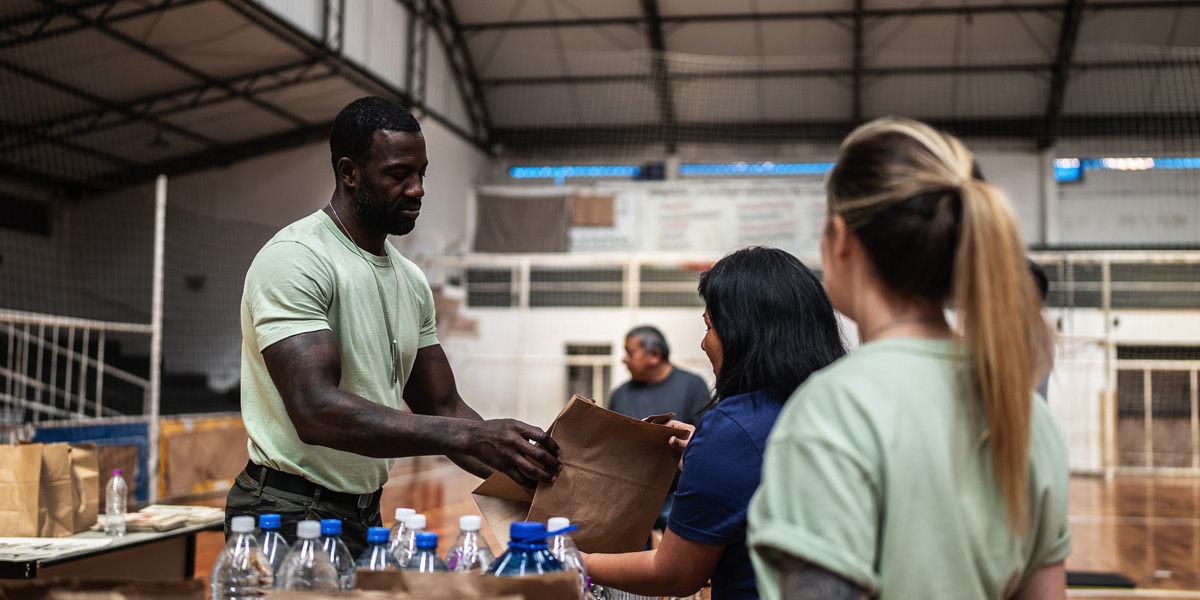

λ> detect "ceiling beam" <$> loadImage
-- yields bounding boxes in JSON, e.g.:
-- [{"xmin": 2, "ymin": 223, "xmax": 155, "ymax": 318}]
[
  {"xmin": 0, "ymin": 56, "xmax": 222, "ymax": 148},
  {"xmin": 0, "ymin": 0, "xmax": 210, "ymax": 51},
  {"xmin": 102, "ymin": 122, "xmax": 335, "ymax": 188},
  {"xmin": 460, "ymin": 1, "xmax": 1200, "ymax": 32},
  {"xmin": 480, "ymin": 58, "xmax": 1189, "ymax": 88},
  {"xmin": 0, "ymin": 117, "xmax": 139, "ymax": 170},
  {"xmin": 419, "ymin": 0, "xmax": 494, "ymax": 145},
  {"xmin": 492, "ymin": 113, "xmax": 1200, "ymax": 148},
  {"xmin": 35, "ymin": 0, "xmax": 313, "ymax": 130},
  {"xmin": 0, "ymin": 60, "xmax": 331, "ymax": 156},
  {"xmin": 1039, "ymin": 0, "xmax": 1086, "ymax": 149},
  {"xmin": 640, "ymin": 0, "xmax": 678, "ymax": 153},
  {"xmin": 220, "ymin": 0, "xmax": 487, "ymax": 152}
]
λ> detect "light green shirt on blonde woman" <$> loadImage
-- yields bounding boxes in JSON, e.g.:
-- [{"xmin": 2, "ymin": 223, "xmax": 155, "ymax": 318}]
[
  {"xmin": 747, "ymin": 338, "xmax": 1070, "ymax": 599},
  {"xmin": 239, "ymin": 210, "xmax": 439, "ymax": 494}
]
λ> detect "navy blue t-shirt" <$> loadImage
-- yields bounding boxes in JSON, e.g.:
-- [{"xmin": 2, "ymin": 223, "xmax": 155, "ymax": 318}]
[{"xmin": 668, "ymin": 389, "xmax": 782, "ymax": 600}]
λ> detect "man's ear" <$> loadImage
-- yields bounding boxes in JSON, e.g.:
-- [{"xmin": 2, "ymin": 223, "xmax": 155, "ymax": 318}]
[
  {"xmin": 646, "ymin": 348, "xmax": 664, "ymax": 364},
  {"xmin": 335, "ymin": 157, "xmax": 359, "ymax": 191}
]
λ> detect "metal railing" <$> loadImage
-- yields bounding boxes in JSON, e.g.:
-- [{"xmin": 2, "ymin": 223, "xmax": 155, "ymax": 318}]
[{"xmin": 0, "ymin": 309, "xmax": 153, "ymax": 427}]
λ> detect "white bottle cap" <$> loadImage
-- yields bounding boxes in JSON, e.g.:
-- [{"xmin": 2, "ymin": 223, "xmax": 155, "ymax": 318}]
[
  {"xmin": 547, "ymin": 517, "xmax": 570, "ymax": 532},
  {"xmin": 296, "ymin": 520, "xmax": 321, "ymax": 539},
  {"xmin": 459, "ymin": 515, "xmax": 482, "ymax": 531},
  {"xmin": 231, "ymin": 516, "xmax": 256, "ymax": 533},
  {"xmin": 394, "ymin": 507, "xmax": 415, "ymax": 521},
  {"xmin": 404, "ymin": 514, "xmax": 426, "ymax": 529}
]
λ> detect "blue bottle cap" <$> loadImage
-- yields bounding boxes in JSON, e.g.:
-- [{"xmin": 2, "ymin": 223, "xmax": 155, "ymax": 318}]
[
  {"xmin": 258, "ymin": 514, "xmax": 281, "ymax": 530},
  {"xmin": 508, "ymin": 521, "xmax": 546, "ymax": 541},
  {"xmin": 415, "ymin": 531, "xmax": 439, "ymax": 549},
  {"xmin": 367, "ymin": 526, "xmax": 390, "ymax": 543},
  {"xmin": 320, "ymin": 519, "xmax": 342, "ymax": 535}
]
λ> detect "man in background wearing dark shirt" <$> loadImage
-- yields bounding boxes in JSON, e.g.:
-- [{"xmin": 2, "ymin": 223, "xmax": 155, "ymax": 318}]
[
  {"xmin": 609, "ymin": 325, "xmax": 710, "ymax": 533},
  {"xmin": 610, "ymin": 325, "xmax": 710, "ymax": 425}
]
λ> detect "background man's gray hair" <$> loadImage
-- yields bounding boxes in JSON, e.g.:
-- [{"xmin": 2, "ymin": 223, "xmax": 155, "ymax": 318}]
[{"xmin": 627, "ymin": 325, "xmax": 670, "ymax": 362}]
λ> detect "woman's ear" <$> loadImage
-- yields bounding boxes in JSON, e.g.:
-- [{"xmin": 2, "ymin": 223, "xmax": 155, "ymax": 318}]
[{"xmin": 828, "ymin": 213, "xmax": 852, "ymax": 261}]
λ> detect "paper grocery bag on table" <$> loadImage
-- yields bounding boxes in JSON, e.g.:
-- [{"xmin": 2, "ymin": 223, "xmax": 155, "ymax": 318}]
[
  {"xmin": 473, "ymin": 395, "xmax": 687, "ymax": 554},
  {"xmin": 356, "ymin": 569, "xmax": 571, "ymax": 600},
  {"xmin": 0, "ymin": 444, "xmax": 43, "ymax": 537},
  {"xmin": 66, "ymin": 444, "xmax": 99, "ymax": 533},
  {"xmin": 35, "ymin": 443, "xmax": 75, "ymax": 538}
]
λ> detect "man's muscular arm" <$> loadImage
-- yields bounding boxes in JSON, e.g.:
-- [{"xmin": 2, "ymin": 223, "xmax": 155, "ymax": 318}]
[
  {"xmin": 779, "ymin": 554, "xmax": 868, "ymax": 600},
  {"xmin": 263, "ymin": 330, "xmax": 559, "ymax": 488},
  {"xmin": 403, "ymin": 344, "xmax": 516, "ymax": 481}
]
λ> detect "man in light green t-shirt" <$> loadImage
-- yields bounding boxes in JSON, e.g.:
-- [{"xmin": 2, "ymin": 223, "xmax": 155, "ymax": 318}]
[{"xmin": 225, "ymin": 97, "xmax": 561, "ymax": 556}]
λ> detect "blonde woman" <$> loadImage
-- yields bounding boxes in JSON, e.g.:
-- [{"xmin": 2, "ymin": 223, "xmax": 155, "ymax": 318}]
[{"xmin": 747, "ymin": 119, "xmax": 1069, "ymax": 600}]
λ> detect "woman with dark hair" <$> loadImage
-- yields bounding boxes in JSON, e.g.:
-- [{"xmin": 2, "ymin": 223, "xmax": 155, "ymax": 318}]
[
  {"xmin": 747, "ymin": 118, "xmax": 1069, "ymax": 599},
  {"xmin": 583, "ymin": 246, "xmax": 846, "ymax": 600}
]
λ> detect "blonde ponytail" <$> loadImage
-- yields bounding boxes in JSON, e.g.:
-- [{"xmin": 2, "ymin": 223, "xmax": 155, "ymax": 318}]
[
  {"xmin": 955, "ymin": 179, "xmax": 1054, "ymax": 530},
  {"xmin": 827, "ymin": 117, "xmax": 1055, "ymax": 532}
]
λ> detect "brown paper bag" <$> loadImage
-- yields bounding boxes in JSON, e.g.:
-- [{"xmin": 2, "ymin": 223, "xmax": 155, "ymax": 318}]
[
  {"xmin": 0, "ymin": 444, "xmax": 43, "ymax": 537},
  {"xmin": 36, "ymin": 443, "xmax": 75, "ymax": 538},
  {"xmin": 357, "ymin": 569, "xmax": 573, "ymax": 600},
  {"xmin": 473, "ymin": 395, "xmax": 687, "ymax": 554},
  {"xmin": 0, "ymin": 578, "xmax": 204, "ymax": 600},
  {"xmin": 67, "ymin": 444, "xmax": 100, "ymax": 533}
]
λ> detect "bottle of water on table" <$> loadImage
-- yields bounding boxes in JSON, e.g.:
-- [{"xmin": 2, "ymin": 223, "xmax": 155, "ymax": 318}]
[
  {"xmin": 277, "ymin": 520, "xmax": 339, "ymax": 592},
  {"xmin": 210, "ymin": 515, "xmax": 273, "ymax": 600},
  {"xmin": 319, "ymin": 518, "xmax": 357, "ymax": 590},
  {"xmin": 104, "ymin": 468, "xmax": 127, "ymax": 537},
  {"xmin": 387, "ymin": 507, "xmax": 415, "ymax": 557},
  {"xmin": 445, "ymin": 515, "xmax": 495, "ymax": 572},
  {"xmin": 393, "ymin": 513, "xmax": 426, "ymax": 566},
  {"xmin": 356, "ymin": 526, "xmax": 401, "ymax": 572},
  {"xmin": 255, "ymin": 514, "xmax": 288, "ymax": 586},
  {"xmin": 548, "ymin": 517, "xmax": 590, "ymax": 596},
  {"xmin": 402, "ymin": 532, "xmax": 448, "ymax": 572},
  {"xmin": 486, "ymin": 521, "xmax": 564, "ymax": 576}
]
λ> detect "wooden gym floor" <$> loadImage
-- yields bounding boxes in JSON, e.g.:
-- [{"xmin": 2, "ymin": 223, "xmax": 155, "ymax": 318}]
[{"xmin": 188, "ymin": 458, "xmax": 1200, "ymax": 599}]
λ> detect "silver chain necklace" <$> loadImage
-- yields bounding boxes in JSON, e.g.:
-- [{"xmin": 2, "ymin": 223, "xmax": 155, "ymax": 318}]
[{"xmin": 328, "ymin": 202, "xmax": 401, "ymax": 385}]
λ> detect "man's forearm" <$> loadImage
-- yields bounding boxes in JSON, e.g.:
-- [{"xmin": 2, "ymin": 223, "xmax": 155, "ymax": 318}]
[{"xmin": 285, "ymin": 386, "xmax": 481, "ymax": 459}]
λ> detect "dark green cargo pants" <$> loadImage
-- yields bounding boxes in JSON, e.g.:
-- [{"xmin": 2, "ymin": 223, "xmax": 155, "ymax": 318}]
[{"xmin": 223, "ymin": 466, "xmax": 382, "ymax": 559}]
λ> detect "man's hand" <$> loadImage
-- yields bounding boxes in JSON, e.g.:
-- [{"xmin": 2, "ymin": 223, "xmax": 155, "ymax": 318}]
[
  {"xmin": 665, "ymin": 420, "xmax": 695, "ymax": 470},
  {"xmin": 470, "ymin": 418, "xmax": 562, "ymax": 489}
]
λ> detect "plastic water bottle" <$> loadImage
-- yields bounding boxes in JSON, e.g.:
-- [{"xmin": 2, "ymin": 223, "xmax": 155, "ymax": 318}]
[
  {"xmin": 104, "ymin": 469, "xmax": 127, "ymax": 537},
  {"xmin": 402, "ymin": 532, "xmax": 448, "ymax": 572},
  {"xmin": 445, "ymin": 515, "xmax": 495, "ymax": 572},
  {"xmin": 277, "ymin": 521, "xmax": 339, "ymax": 592},
  {"xmin": 548, "ymin": 517, "xmax": 590, "ymax": 596},
  {"xmin": 210, "ymin": 515, "xmax": 273, "ymax": 600},
  {"xmin": 393, "ymin": 513, "xmax": 426, "ymax": 566},
  {"xmin": 387, "ymin": 507, "xmax": 415, "ymax": 557},
  {"xmin": 256, "ymin": 514, "xmax": 288, "ymax": 585},
  {"xmin": 485, "ymin": 521, "xmax": 564, "ymax": 576},
  {"xmin": 355, "ymin": 526, "xmax": 401, "ymax": 572},
  {"xmin": 319, "ymin": 519, "xmax": 356, "ymax": 590}
]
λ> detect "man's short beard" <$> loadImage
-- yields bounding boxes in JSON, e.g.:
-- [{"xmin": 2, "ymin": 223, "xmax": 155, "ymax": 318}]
[{"xmin": 353, "ymin": 179, "xmax": 416, "ymax": 236}]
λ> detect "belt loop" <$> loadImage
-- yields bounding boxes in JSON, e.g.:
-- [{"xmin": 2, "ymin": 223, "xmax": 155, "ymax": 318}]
[
  {"xmin": 312, "ymin": 486, "xmax": 322, "ymax": 507},
  {"xmin": 357, "ymin": 493, "xmax": 369, "ymax": 510},
  {"xmin": 253, "ymin": 463, "xmax": 267, "ymax": 499}
]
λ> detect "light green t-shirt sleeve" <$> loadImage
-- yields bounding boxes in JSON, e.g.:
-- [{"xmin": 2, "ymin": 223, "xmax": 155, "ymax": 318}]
[
  {"xmin": 1025, "ymin": 399, "xmax": 1074, "ymax": 573},
  {"xmin": 245, "ymin": 241, "xmax": 333, "ymax": 351},
  {"xmin": 749, "ymin": 375, "xmax": 882, "ymax": 598},
  {"xmin": 402, "ymin": 258, "xmax": 439, "ymax": 349}
]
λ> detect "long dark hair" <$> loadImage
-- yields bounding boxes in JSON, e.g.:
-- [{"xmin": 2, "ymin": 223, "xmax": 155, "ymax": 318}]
[{"xmin": 698, "ymin": 246, "xmax": 846, "ymax": 404}]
